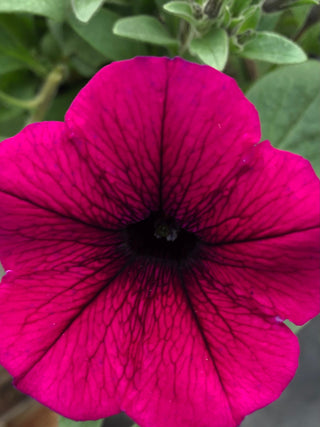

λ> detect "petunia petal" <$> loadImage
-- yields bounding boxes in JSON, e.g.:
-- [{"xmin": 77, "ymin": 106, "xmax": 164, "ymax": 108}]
[
  {"xmin": 0, "ymin": 57, "xmax": 318, "ymax": 427},
  {"xmin": 0, "ymin": 260, "xmax": 128, "ymax": 418},
  {"xmin": 65, "ymin": 57, "xmax": 169, "ymax": 218},
  {"xmin": 159, "ymin": 58, "xmax": 261, "ymax": 220},
  {"xmin": 0, "ymin": 121, "xmax": 132, "ymax": 415},
  {"xmin": 188, "ymin": 141, "xmax": 319, "ymax": 244},
  {"xmin": 162, "ymin": 124, "xmax": 319, "ymax": 247},
  {"xmin": 65, "ymin": 57, "xmax": 261, "ymax": 215},
  {"xmin": 164, "ymin": 268, "xmax": 300, "ymax": 427},
  {"xmin": 200, "ymin": 228, "xmax": 320, "ymax": 325},
  {"xmin": 0, "ymin": 121, "xmax": 153, "ymax": 239},
  {"xmin": 192, "ymin": 141, "xmax": 319, "ymax": 325},
  {"xmin": 0, "ymin": 259, "xmax": 299, "ymax": 427}
]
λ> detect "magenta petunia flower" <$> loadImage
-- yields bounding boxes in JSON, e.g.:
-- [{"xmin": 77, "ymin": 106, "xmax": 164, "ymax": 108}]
[{"xmin": 0, "ymin": 57, "xmax": 319, "ymax": 427}]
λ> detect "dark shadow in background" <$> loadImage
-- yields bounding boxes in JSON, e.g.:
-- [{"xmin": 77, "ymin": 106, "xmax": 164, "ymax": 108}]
[{"xmin": 102, "ymin": 412, "xmax": 133, "ymax": 427}]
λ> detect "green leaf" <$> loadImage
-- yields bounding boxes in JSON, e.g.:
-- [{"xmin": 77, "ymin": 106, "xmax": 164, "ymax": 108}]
[
  {"xmin": 59, "ymin": 417, "xmax": 103, "ymax": 427},
  {"xmin": 0, "ymin": 106, "xmax": 27, "ymax": 137},
  {"xmin": 0, "ymin": 18, "xmax": 47, "ymax": 75},
  {"xmin": 0, "ymin": 99, "xmax": 29, "ymax": 137},
  {"xmin": 0, "ymin": 0, "xmax": 66, "ymax": 21},
  {"xmin": 0, "ymin": 69, "xmax": 37, "ymax": 98},
  {"xmin": 240, "ymin": 31, "xmax": 307, "ymax": 63},
  {"xmin": 221, "ymin": 5, "xmax": 232, "ymax": 27},
  {"xmin": 299, "ymin": 22, "xmax": 320, "ymax": 57},
  {"xmin": 104, "ymin": 0, "xmax": 130, "ymax": 4},
  {"xmin": 0, "ymin": 55, "xmax": 24, "ymax": 74},
  {"xmin": 247, "ymin": 60, "xmax": 320, "ymax": 175},
  {"xmin": 275, "ymin": 5, "xmax": 313, "ymax": 38},
  {"xmin": 71, "ymin": 0, "xmax": 105, "ymax": 23},
  {"xmin": 0, "ymin": 13, "xmax": 37, "ymax": 47},
  {"xmin": 290, "ymin": 4, "xmax": 314, "ymax": 28},
  {"xmin": 68, "ymin": 9, "xmax": 147, "ymax": 61},
  {"xmin": 61, "ymin": 26, "xmax": 106, "ymax": 76},
  {"xmin": 229, "ymin": 16, "xmax": 244, "ymax": 32},
  {"xmin": 257, "ymin": 11, "xmax": 281, "ymax": 31},
  {"xmin": 284, "ymin": 319, "xmax": 309, "ymax": 334},
  {"xmin": 189, "ymin": 28, "xmax": 228, "ymax": 70},
  {"xmin": 163, "ymin": 1, "xmax": 198, "ymax": 26},
  {"xmin": 231, "ymin": 0, "xmax": 252, "ymax": 16},
  {"xmin": 238, "ymin": 6, "xmax": 261, "ymax": 33},
  {"xmin": 113, "ymin": 15, "xmax": 178, "ymax": 46},
  {"xmin": 291, "ymin": 0, "xmax": 318, "ymax": 5}
]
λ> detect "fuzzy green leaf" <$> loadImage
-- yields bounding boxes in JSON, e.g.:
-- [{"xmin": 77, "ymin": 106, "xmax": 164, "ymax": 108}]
[
  {"xmin": 238, "ymin": 5, "xmax": 261, "ymax": 33},
  {"xmin": 247, "ymin": 60, "xmax": 320, "ymax": 175},
  {"xmin": 71, "ymin": 0, "xmax": 105, "ymax": 23},
  {"xmin": 0, "ymin": 0, "xmax": 66, "ymax": 21},
  {"xmin": 113, "ymin": 15, "xmax": 178, "ymax": 46},
  {"xmin": 231, "ymin": 0, "xmax": 252, "ymax": 16},
  {"xmin": 68, "ymin": 8, "xmax": 147, "ymax": 60},
  {"xmin": 163, "ymin": 1, "xmax": 198, "ymax": 25},
  {"xmin": 241, "ymin": 31, "xmax": 307, "ymax": 63},
  {"xmin": 190, "ymin": 28, "xmax": 228, "ymax": 70}
]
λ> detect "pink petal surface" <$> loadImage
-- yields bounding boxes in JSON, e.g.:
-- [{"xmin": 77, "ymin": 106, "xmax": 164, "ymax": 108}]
[
  {"xmin": 0, "ymin": 57, "xmax": 319, "ymax": 427},
  {"xmin": 0, "ymin": 262, "xmax": 299, "ymax": 427},
  {"xmin": 65, "ymin": 57, "xmax": 261, "ymax": 215},
  {"xmin": 201, "ymin": 228, "xmax": 320, "ymax": 326},
  {"xmin": 197, "ymin": 142, "xmax": 320, "ymax": 326},
  {"xmin": 65, "ymin": 57, "xmax": 169, "ymax": 224},
  {"xmin": 0, "ymin": 121, "xmax": 149, "ymax": 232}
]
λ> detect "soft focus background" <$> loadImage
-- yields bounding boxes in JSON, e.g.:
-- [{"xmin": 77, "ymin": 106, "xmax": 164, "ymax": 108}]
[{"xmin": 0, "ymin": 1, "xmax": 319, "ymax": 426}]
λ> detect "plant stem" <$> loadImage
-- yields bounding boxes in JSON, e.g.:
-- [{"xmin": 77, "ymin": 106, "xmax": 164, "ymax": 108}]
[
  {"xmin": 0, "ymin": 91, "xmax": 37, "ymax": 110},
  {"xmin": 0, "ymin": 64, "xmax": 66, "ymax": 123},
  {"xmin": 27, "ymin": 64, "xmax": 66, "ymax": 123},
  {"xmin": 178, "ymin": 21, "xmax": 196, "ymax": 55}
]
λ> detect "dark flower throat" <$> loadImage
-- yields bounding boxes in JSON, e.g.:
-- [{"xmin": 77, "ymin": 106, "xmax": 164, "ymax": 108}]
[{"xmin": 126, "ymin": 211, "xmax": 199, "ymax": 262}]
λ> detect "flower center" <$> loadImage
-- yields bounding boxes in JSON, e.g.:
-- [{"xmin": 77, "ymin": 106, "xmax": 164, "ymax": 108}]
[{"xmin": 125, "ymin": 212, "xmax": 199, "ymax": 262}]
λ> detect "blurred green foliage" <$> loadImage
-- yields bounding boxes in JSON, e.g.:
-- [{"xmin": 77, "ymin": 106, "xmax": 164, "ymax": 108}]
[
  {"xmin": 0, "ymin": 0, "xmax": 318, "ymax": 154},
  {"xmin": 247, "ymin": 60, "xmax": 320, "ymax": 174},
  {"xmin": 0, "ymin": 0, "xmax": 319, "ymax": 141},
  {"xmin": 59, "ymin": 417, "xmax": 104, "ymax": 427}
]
